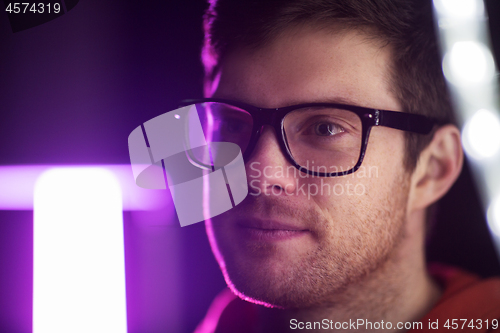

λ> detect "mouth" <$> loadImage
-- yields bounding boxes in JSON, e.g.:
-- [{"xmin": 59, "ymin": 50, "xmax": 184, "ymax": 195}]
[{"xmin": 236, "ymin": 219, "xmax": 310, "ymax": 241}]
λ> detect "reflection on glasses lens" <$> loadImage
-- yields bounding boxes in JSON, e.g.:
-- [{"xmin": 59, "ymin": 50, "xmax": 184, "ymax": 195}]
[
  {"xmin": 187, "ymin": 102, "xmax": 362, "ymax": 175},
  {"xmin": 283, "ymin": 107, "xmax": 362, "ymax": 173},
  {"xmin": 197, "ymin": 103, "xmax": 253, "ymax": 151}
]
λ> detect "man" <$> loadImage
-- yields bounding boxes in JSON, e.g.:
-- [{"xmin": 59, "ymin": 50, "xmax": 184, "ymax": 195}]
[{"xmin": 192, "ymin": 0, "xmax": 500, "ymax": 331}]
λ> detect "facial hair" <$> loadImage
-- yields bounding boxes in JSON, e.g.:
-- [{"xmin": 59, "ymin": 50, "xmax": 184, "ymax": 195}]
[{"xmin": 205, "ymin": 172, "xmax": 410, "ymax": 309}]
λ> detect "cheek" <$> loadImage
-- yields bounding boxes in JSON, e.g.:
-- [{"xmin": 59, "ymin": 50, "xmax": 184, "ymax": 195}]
[
  {"xmin": 364, "ymin": 127, "xmax": 407, "ymax": 171},
  {"xmin": 303, "ymin": 162, "xmax": 388, "ymax": 210},
  {"xmin": 303, "ymin": 130, "xmax": 408, "ymax": 227},
  {"xmin": 301, "ymin": 176, "xmax": 374, "ymax": 240}
]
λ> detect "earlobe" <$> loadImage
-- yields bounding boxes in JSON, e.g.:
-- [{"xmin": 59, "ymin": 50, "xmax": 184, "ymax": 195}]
[{"xmin": 408, "ymin": 125, "xmax": 464, "ymax": 212}]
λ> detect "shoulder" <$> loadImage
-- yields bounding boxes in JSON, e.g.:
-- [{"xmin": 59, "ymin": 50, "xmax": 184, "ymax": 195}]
[
  {"xmin": 416, "ymin": 264, "xmax": 500, "ymax": 331},
  {"xmin": 196, "ymin": 266, "xmax": 500, "ymax": 333},
  {"xmin": 194, "ymin": 288, "xmax": 258, "ymax": 333}
]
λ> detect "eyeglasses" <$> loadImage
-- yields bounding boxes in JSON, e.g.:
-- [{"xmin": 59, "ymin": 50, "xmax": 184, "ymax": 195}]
[{"xmin": 179, "ymin": 98, "xmax": 438, "ymax": 177}]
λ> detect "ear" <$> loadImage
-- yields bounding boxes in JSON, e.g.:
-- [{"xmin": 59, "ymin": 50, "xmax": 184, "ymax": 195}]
[{"xmin": 408, "ymin": 125, "xmax": 464, "ymax": 212}]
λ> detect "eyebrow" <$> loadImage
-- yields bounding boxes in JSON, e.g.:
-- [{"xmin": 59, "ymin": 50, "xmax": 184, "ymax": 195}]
[
  {"xmin": 212, "ymin": 95, "xmax": 365, "ymax": 109},
  {"xmin": 281, "ymin": 96, "xmax": 364, "ymax": 108}
]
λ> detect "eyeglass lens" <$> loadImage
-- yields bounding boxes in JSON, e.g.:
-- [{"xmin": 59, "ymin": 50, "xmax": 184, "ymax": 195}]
[{"xmin": 188, "ymin": 102, "xmax": 362, "ymax": 173}]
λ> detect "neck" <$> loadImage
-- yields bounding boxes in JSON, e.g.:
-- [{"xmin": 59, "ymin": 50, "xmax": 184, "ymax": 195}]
[{"xmin": 255, "ymin": 210, "xmax": 441, "ymax": 333}]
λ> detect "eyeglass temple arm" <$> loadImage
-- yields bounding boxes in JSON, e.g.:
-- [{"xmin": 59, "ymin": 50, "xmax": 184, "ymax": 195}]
[{"xmin": 377, "ymin": 110, "xmax": 436, "ymax": 135}]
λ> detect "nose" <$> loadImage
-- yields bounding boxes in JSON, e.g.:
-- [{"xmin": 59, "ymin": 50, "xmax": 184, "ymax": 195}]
[{"xmin": 245, "ymin": 126, "xmax": 297, "ymax": 196}]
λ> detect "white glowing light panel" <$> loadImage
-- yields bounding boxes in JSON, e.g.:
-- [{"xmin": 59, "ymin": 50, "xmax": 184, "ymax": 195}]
[{"xmin": 33, "ymin": 168, "xmax": 127, "ymax": 333}]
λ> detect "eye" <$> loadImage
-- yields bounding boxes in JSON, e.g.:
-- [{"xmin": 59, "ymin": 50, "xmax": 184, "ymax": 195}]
[{"xmin": 313, "ymin": 122, "xmax": 345, "ymax": 136}]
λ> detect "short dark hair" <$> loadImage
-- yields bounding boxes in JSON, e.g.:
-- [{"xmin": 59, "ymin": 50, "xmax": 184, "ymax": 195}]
[{"xmin": 202, "ymin": 0, "xmax": 456, "ymax": 170}]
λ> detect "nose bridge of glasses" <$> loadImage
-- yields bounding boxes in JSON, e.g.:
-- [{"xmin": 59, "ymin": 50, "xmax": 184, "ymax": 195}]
[
  {"xmin": 252, "ymin": 106, "xmax": 282, "ymax": 126},
  {"xmin": 249, "ymin": 105, "xmax": 287, "ymax": 139}
]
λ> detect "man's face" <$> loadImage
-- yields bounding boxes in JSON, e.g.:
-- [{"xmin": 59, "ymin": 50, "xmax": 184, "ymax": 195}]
[{"xmin": 206, "ymin": 26, "xmax": 412, "ymax": 308}]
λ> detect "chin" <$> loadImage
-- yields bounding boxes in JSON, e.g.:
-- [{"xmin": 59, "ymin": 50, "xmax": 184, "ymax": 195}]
[
  {"xmin": 221, "ymin": 258, "xmax": 346, "ymax": 309},
  {"xmin": 207, "ymin": 223, "xmax": 340, "ymax": 308},
  {"xmin": 205, "ymin": 218, "xmax": 299, "ymax": 308}
]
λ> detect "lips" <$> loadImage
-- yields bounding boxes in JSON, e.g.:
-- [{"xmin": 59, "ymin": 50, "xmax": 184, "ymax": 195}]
[
  {"xmin": 237, "ymin": 218, "xmax": 308, "ymax": 230},
  {"xmin": 236, "ymin": 219, "xmax": 310, "ymax": 241}
]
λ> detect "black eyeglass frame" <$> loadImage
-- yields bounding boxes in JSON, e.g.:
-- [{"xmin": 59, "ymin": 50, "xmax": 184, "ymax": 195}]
[{"xmin": 180, "ymin": 98, "xmax": 438, "ymax": 177}]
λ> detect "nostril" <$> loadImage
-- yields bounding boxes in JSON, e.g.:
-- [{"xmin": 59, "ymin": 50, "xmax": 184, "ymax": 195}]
[{"xmin": 272, "ymin": 184, "xmax": 288, "ymax": 196}]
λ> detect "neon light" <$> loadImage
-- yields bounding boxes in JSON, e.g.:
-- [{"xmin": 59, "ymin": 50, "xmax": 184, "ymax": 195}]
[
  {"xmin": 444, "ymin": 41, "xmax": 495, "ymax": 85},
  {"xmin": 487, "ymin": 195, "xmax": 500, "ymax": 237},
  {"xmin": 433, "ymin": 0, "xmax": 483, "ymax": 19},
  {"xmin": 434, "ymin": 0, "xmax": 500, "ymax": 258},
  {"xmin": 33, "ymin": 167, "xmax": 127, "ymax": 333},
  {"xmin": 0, "ymin": 165, "xmax": 168, "ymax": 211},
  {"xmin": 462, "ymin": 109, "xmax": 500, "ymax": 159}
]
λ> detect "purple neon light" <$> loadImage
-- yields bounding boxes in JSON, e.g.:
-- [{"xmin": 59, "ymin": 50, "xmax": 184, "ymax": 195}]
[{"xmin": 0, "ymin": 165, "xmax": 173, "ymax": 212}]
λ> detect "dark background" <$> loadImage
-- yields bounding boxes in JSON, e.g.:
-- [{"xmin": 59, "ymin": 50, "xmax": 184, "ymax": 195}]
[{"xmin": 0, "ymin": 1, "xmax": 499, "ymax": 332}]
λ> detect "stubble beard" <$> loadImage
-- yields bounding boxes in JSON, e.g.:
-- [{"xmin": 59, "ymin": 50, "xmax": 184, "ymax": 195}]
[{"xmin": 206, "ymin": 173, "xmax": 410, "ymax": 309}]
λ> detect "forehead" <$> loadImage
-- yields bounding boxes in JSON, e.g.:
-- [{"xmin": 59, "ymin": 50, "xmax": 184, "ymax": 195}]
[{"xmin": 212, "ymin": 26, "xmax": 401, "ymax": 112}]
